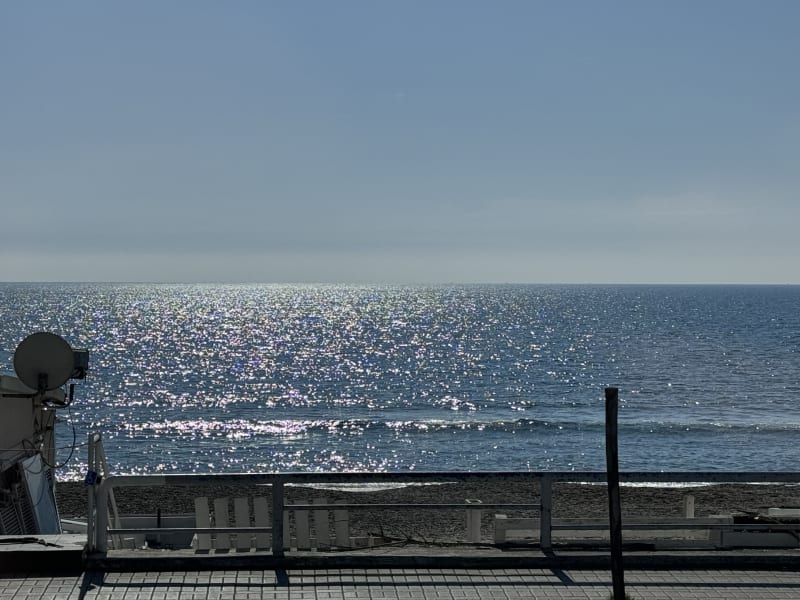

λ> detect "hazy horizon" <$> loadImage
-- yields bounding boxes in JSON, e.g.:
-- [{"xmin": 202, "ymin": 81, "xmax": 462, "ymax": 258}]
[{"xmin": 2, "ymin": 281, "xmax": 797, "ymax": 287}]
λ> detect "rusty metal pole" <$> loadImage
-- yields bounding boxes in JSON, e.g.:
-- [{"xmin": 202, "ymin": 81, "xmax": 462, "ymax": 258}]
[{"xmin": 605, "ymin": 386, "xmax": 626, "ymax": 600}]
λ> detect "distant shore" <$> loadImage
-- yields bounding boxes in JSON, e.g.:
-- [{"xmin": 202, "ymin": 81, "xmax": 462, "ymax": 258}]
[{"xmin": 55, "ymin": 477, "xmax": 800, "ymax": 542}]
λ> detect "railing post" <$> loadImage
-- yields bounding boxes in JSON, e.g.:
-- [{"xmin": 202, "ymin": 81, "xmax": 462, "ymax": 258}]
[
  {"xmin": 683, "ymin": 494, "xmax": 695, "ymax": 518},
  {"xmin": 605, "ymin": 386, "xmax": 626, "ymax": 600},
  {"xmin": 540, "ymin": 474, "xmax": 553, "ymax": 550},
  {"xmin": 95, "ymin": 478, "xmax": 110, "ymax": 553},
  {"xmin": 271, "ymin": 477, "xmax": 285, "ymax": 557},
  {"xmin": 86, "ymin": 433, "xmax": 96, "ymax": 551},
  {"xmin": 465, "ymin": 499, "xmax": 482, "ymax": 543}
]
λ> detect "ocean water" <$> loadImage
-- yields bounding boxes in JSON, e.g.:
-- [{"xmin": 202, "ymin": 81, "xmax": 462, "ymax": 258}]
[{"xmin": 1, "ymin": 283, "xmax": 799, "ymax": 480}]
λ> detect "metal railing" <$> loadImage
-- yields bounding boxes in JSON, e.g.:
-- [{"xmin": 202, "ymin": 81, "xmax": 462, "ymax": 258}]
[
  {"xmin": 84, "ymin": 437, "xmax": 800, "ymax": 555},
  {"xmin": 86, "ymin": 433, "xmax": 122, "ymax": 548}
]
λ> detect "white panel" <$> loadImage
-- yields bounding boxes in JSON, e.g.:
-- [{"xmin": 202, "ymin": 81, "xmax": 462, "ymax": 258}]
[
  {"xmin": 313, "ymin": 497, "xmax": 330, "ymax": 548},
  {"xmin": 253, "ymin": 496, "xmax": 270, "ymax": 549},
  {"xmin": 213, "ymin": 498, "xmax": 231, "ymax": 549},
  {"xmin": 21, "ymin": 454, "xmax": 60, "ymax": 534},
  {"xmin": 194, "ymin": 497, "xmax": 211, "ymax": 550},
  {"xmin": 233, "ymin": 497, "xmax": 251, "ymax": 550}
]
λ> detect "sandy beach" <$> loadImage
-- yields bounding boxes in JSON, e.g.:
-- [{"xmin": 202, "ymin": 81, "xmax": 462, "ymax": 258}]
[{"xmin": 55, "ymin": 477, "xmax": 800, "ymax": 543}]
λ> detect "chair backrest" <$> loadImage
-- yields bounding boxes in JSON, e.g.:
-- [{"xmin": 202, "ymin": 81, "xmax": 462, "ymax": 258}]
[{"xmin": 192, "ymin": 495, "xmax": 350, "ymax": 551}]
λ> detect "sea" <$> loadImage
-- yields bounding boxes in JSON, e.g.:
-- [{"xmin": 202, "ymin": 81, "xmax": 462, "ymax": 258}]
[{"xmin": 1, "ymin": 283, "xmax": 799, "ymax": 480}]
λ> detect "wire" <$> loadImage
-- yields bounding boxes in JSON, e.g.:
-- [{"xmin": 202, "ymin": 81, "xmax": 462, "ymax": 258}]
[
  {"xmin": 19, "ymin": 439, "xmax": 45, "ymax": 473},
  {"xmin": 21, "ymin": 406, "xmax": 79, "ymax": 471},
  {"xmin": 47, "ymin": 404, "xmax": 78, "ymax": 470},
  {"xmin": 14, "ymin": 444, "xmax": 50, "ymax": 510},
  {"xmin": 24, "ymin": 461, "xmax": 51, "ymax": 510},
  {"xmin": 2, "ymin": 383, "xmax": 83, "ymax": 517},
  {"xmin": 56, "ymin": 440, "xmax": 90, "ymax": 451}
]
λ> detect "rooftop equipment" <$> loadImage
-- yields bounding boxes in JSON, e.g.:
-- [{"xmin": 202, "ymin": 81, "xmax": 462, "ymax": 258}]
[{"xmin": 0, "ymin": 332, "xmax": 89, "ymax": 535}]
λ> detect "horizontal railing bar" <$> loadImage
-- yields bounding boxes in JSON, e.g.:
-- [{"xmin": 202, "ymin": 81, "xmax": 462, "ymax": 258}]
[
  {"xmin": 286, "ymin": 503, "xmax": 539, "ymax": 510},
  {"xmin": 552, "ymin": 517, "xmax": 730, "ymax": 523},
  {"xmin": 552, "ymin": 523, "xmax": 800, "ymax": 531},
  {"xmin": 715, "ymin": 524, "xmax": 800, "ymax": 531},
  {"xmin": 552, "ymin": 523, "xmax": 729, "ymax": 531},
  {"xmin": 107, "ymin": 523, "xmax": 800, "ymax": 536},
  {"xmin": 109, "ymin": 527, "xmax": 272, "ymax": 535},
  {"xmin": 106, "ymin": 524, "xmax": 800, "ymax": 537},
  {"xmin": 98, "ymin": 471, "xmax": 800, "ymax": 487}
]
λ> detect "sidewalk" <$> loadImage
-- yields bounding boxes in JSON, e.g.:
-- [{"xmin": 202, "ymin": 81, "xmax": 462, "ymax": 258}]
[{"xmin": 3, "ymin": 568, "xmax": 800, "ymax": 599}]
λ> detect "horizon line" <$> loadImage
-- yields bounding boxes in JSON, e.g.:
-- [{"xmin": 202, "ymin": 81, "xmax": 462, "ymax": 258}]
[{"xmin": 1, "ymin": 281, "xmax": 798, "ymax": 287}]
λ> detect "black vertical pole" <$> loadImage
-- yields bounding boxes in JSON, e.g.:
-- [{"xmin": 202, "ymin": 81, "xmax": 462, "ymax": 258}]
[{"xmin": 605, "ymin": 386, "xmax": 626, "ymax": 600}]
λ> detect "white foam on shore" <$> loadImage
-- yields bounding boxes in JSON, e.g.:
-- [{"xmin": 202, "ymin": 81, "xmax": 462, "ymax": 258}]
[
  {"xmin": 575, "ymin": 481, "xmax": 800, "ymax": 489},
  {"xmin": 286, "ymin": 481, "xmax": 458, "ymax": 493},
  {"xmin": 569, "ymin": 481, "xmax": 714, "ymax": 488}
]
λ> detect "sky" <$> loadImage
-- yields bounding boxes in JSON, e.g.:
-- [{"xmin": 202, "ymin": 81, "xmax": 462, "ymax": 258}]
[{"xmin": 2, "ymin": 2, "xmax": 799, "ymax": 284}]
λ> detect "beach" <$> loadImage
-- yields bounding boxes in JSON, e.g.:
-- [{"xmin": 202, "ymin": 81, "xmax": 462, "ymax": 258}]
[{"xmin": 55, "ymin": 477, "xmax": 800, "ymax": 543}]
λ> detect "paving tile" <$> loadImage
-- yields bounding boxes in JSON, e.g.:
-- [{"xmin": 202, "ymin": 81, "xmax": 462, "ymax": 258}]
[{"xmin": 6, "ymin": 569, "xmax": 800, "ymax": 599}]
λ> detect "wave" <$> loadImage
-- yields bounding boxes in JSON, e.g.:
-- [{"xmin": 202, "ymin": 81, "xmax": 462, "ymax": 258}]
[
  {"xmin": 117, "ymin": 416, "xmax": 800, "ymax": 438},
  {"xmin": 625, "ymin": 419, "xmax": 800, "ymax": 434}
]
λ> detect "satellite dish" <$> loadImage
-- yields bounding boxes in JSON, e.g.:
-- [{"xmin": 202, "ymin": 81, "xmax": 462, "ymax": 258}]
[{"xmin": 13, "ymin": 332, "xmax": 75, "ymax": 392}]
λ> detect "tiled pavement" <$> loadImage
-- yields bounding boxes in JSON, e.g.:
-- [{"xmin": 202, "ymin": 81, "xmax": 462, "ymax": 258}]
[{"xmin": 3, "ymin": 569, "xmax": 800, "ymax": 599}]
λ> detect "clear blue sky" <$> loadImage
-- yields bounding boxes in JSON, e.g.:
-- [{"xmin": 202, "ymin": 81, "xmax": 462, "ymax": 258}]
[{"xmin": 2, "ymin": 2, "xmax": 798, "ymax": 283}]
